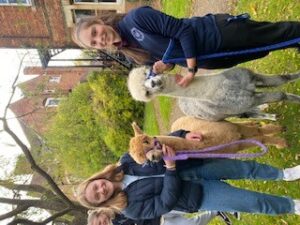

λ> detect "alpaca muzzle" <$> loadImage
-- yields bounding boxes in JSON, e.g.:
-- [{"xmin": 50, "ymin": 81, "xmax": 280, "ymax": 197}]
[{"xmin": 145, "ymin": 137, "xmax": 164, "ymax": 162}]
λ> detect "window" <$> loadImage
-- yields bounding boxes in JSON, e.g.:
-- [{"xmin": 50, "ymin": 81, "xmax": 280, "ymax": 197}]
[
  {"xmin": 73, "ymin": 9, "xmax": 116, "ymax": 22},
  {"xmin": 45, "ymin": 98, "xmax": 60, "ymax": 107},
  {"xmin": 0, "ymin": 0, "xmax": 31, "ymax": 6},
  {"xmin": 74, "ymin": 9, "xmax": 95, "ymax": 22},
  {"xmin": 43, "ymin": 89, "xmax": 55, "ymax": 94},
  {"xmin": 49, "ymin": 76, "xmax": 61, "ymax": 83}
]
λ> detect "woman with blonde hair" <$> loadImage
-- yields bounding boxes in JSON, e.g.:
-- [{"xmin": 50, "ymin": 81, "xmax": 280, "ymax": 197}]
[
  {"xmin": 82, "ymin": 131, "xmax": 235, "ymax": 225},
  {"xmin": 77, "ymin": 146, "xmax": 300, "ymax": 221},
  {"xmin": 73, "ymin": 6, "xmax": 300, "ymax": 87},
  {"xmin": 87, "ymin": 208, "xmax": 114, "ymax": 225},
  {"xmin": 77, "ymin": 163, "xmax": 126, "ymax": 211}
]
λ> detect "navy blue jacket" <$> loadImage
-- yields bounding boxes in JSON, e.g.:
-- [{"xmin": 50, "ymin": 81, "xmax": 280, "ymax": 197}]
[
  {"xmin": 117, "ymin": 6, "xmax": 221, "ymax": 66},
  {"xmin": 120, "ymin": 152, "xmax": 203, "ymax": 220}
]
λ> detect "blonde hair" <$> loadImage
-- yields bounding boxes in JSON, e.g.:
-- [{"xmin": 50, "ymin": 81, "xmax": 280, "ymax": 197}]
[
  {"xmin": 87, "ymin": 208, "xmax": 115, "ymax": 225},
  {"xmin": 72, "ymin": 12, "xmax": 151, "ymax": 65},
  {"xmin": 76, "ymin": 164, "xmax": 127, "ymax": 212}
]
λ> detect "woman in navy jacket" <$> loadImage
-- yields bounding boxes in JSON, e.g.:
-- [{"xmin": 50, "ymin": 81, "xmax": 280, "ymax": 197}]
[
  {"xmin": 73, "ymin": 6, "xmax": 300, "ymax": 87},
  {"xmin": 77, "ymin": 146, "xmax": 300, "ymax": 220}
]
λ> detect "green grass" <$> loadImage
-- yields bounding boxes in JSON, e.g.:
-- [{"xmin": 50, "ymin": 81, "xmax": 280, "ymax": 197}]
[
  {"xmin": 161, "ymin": 0, "xmax": 193, "ymax": 17},
  {"xmin": 158, "ymin": 96, "xmax": 172, "ymax": 129},
  {"xmin": 147, "ymin": 0, "xmax": 300, "ymax": 224},
  {"xmin": 208, "ymin": 1, "xmax": 300, "ymax": 224},
  {"xmin": 233, "ymin": 0, "xmax": 300, "ymax": 74},
  {"xmin": 143, "ymin": 101, "xmax": 160, "ymax": 135}
]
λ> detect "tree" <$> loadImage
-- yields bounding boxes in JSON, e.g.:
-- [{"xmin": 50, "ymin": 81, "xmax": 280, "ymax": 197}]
[
  {"xmin": 46, "ymin": 82, "xmax": 118, "ymax": 178},
  {"xmin": 0, "ymin": 54, "xmax": 88, "ymax": 225},
  {"xmin": 46, "ymin": 69, "xmax": 144, "ymax": 178}
]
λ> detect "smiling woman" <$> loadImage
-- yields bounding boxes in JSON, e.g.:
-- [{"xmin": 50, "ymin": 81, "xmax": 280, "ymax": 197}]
[
  {"xmin": 72, "ymin": 12, "xmax": 151, "ymax": 66},
  {"xmin": 78, "ymin": 23, "xmax": 122, "ymax": 49},
  {"xmin": 76, "ymin": 164, "xmax": 127, "ymax": 210},
  {"xmin": 73, "ymin": 6, "xmax": 300, "ymax": 87},
  {"xmin": 77, "ymin": 149, "xmax": 300, "ymax": 221},
  {"xmin": 88, "ymin": 209, "xmax": 112, "ymax": 225},
  {"xmin": 85, "ymin": 179, "xmax": 121, "ymax": 205}
]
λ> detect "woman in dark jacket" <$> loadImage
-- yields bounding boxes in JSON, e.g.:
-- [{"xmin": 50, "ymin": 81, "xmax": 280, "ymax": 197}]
[
  {"xmin": 85, "ymin": 130, "xmax": 235, "ymax": 225},
  {"xmin": 73, "ymin": 6, "xmax": 300, "ymax": 87},
  {"xmin": 77, "ymin": 144, "xmax": 300, "ymax": 220}
]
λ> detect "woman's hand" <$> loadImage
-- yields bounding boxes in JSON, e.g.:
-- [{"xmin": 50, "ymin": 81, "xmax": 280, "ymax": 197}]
[
  {"xmin": 162, "ymin": 144, "xmax": 176, "ymax": 170},
  {"xmin": 175, "ymin": 72, "xmax": 195, "ymax": 87},
  {"xmin": 153, "ymin": 60, "xmax": 174, "ymax": 74},
  {"xmin": 185, "ymin": 132, "xmax": 203, "ymax": 141}
]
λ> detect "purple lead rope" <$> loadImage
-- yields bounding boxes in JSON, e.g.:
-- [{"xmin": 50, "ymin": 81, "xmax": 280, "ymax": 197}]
[{"xmin": 163, "ymin": 139, "xmax": 268, "ymax": 161}]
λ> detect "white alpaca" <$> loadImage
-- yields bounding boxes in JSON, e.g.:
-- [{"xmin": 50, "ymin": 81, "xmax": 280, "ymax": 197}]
[{"xmin": 127, "ymin": 66, "xmax": 300, "ymax": 121}]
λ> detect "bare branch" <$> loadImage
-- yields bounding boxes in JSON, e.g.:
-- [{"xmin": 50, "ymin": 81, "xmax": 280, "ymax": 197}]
[
  {"xmin": 8, "ymin": 219, "xmax": 41, "ymax": 225},
  {"xmin": 0, "ymin": 54, "xmax": 74, "ymax": 207},
  {"xmin": 8, "ymin": 208, "xmax": 76, "ymax": 225},
  {"xmin": 0, "ymin": 205, "xmax": 29, "ymax": 220},
  {"xmin": 8, "ymin": 208, "xmax": 73, "ymax": 225},
  {"xmin": 6, "ymin": 107, "xmax": 41, "ymax": 120},
  {"xmin": 41, "ymin": 208, "xmax": 72, "ymax": 224},
  {"xmin": 0, "ymin": 53, "xmax": 88, "ymax": 224},
  {"xmin": 0, "ymin": 197, "xmax": 61, "ymax": 209},
  {"xmin": 1, "ymin": 119, "xmax": 73, "ymax": 206},
  {"xmin": 0, "ymin": 180, "xmax": 56, "ymax": 199}
]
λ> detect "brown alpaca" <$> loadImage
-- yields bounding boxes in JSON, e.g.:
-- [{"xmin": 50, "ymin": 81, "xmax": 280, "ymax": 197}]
[{"xmin": 129, "ymin": 117, "xmax": 287, "ymax": 165}]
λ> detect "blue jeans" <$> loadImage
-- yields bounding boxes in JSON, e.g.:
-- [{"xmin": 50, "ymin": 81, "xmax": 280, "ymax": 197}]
[
  {"xmin": 178, "ymin": 159, "xmax": 294, "ymax": 214},
  {"xmin": 196, "ymin": 180, "xmax": 293, "ymax": 215},
  {"xmin": 178, "ymin": 159, "xmax": 283, "ymax": 181}
]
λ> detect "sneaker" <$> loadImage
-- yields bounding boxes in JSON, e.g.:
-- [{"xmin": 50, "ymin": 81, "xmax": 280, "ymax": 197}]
[
  {"xmin": 232, "ymin": 212, "xmax": 241, "ymax": 220},
  {"xmin": 217, "ymin": 212, "xmax": 232, "ymax": 225}
]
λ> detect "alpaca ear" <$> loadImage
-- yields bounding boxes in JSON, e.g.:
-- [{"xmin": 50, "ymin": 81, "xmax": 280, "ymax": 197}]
[{"xmin": 132, "ymin": 122, "xmax": 143, "ymax": 136}]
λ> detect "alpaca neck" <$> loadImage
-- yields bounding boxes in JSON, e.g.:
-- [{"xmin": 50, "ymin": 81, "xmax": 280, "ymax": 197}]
[
  {"xmin": 158, "ymin": 74, "xmax": 221, "ymax": 99},
  {"xmin": 156, "ymin": 136, "xmax": 206, "ymax": 150}
]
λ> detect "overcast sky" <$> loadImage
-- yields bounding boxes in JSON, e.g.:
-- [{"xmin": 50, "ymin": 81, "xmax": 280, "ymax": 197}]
[
  {"xmin": 0, "ymin": 49, "xmax": 43, "ymax": 224},
  {"xmin": 0, "ymin": 48, "xmax": 82, "ymax": 224}
]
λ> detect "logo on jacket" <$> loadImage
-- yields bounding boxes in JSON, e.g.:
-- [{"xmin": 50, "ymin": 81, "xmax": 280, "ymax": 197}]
[{"xmin": 131, "ymin": 28, "xmax": 144, "ymax": 41}]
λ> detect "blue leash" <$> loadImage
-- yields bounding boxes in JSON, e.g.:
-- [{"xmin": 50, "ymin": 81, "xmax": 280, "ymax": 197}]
[{"xmin": 162, "ymin": 37, "xmax": 300, "ymax": 65}]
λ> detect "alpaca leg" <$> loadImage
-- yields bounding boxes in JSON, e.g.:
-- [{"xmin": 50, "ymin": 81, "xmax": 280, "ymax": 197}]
[
  {"xmin": 253, "ymin": 136, "xmax": 288, "ymax": 149},
  {"xmin": 285, "ymin": 93, "xmax": 300, "ymax": 103},
  {"xmin": 239, "ymin": 106, "xmax": 277, "ymax": 121},
  {"xmin": 240, "ymin": 111, "xmax": 277, "ymax": 121},
  {"xmin": 259, "ymin": 124, "xmax": 285, "ymax": 135},
  {"xmin": 238, "ymin": 123, "xmax": 283, "ymax": 136},
  {"xmin": 254, "ymin": 92, "xmax": 300, "ymax": 105},
  {"xmin": 227, "ymin": 136, "xmax": 287, "ymax": 150},
  {"xmin": 253, "ymin": 72, "xmax": 300, "ymax": 87},
  {"xmin": 237, "ymin": 124, "xmax": 261, "ymax": 137}
]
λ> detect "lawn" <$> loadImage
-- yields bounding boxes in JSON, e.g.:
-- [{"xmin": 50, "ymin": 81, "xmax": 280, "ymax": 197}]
[
  {"xmin": 145, "ymin": 0, "xmax": 300, "ymax": 224},
  {"xmin": 218, "ymin": 1, "xmax": 300, "ymax": 224}
]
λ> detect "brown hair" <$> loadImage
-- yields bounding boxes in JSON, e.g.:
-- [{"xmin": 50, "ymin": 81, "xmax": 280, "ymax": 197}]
[
  {"xmin": 87, "ymin": 208, "xmax": 115, "ymax": 225},
  {"xmin": 72, "ymin": 12, "xmax": 150, "ymax": 65},
  {"xmin": 76, "ymin": 164, "xmax": 127, "ymax": 212}
]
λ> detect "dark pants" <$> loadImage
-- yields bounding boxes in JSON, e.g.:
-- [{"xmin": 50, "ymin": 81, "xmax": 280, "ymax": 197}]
[{"xmin": 202, "ymin": 14, "xmax": 300, "ymax": 69}]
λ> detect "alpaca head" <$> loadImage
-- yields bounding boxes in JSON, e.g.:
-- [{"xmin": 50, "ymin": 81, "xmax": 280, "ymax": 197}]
[
  {"xmin": 128, "ymin": 66, "xmax": 165, "ymax": 102},
  {"xmin": 129, "ymin": 122, "xmax": 163, "ymax": 164}
]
